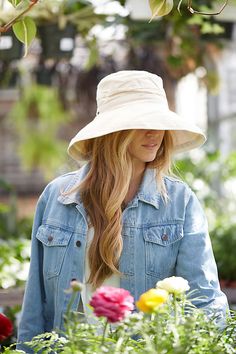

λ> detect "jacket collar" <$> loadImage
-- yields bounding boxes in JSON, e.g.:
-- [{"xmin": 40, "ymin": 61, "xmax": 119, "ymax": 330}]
[
  {"xmin": 57, "ymin": 163, "xmax": 89, "ymax": 205},
  {"xmin": 135, "ymin": 168, "xmax": 160, "ymax": 209},
  {"xmin": 58, "ymin": 164, "xmax": 160, "ymax": 209}
]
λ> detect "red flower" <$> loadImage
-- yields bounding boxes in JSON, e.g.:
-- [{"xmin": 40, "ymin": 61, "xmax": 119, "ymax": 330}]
[
  {"xmin": 0, "ymin": 313, "xmax": 13, "ymax": 341},
  {"xmin": 89, "ymin": 286, "xmax": 134, "ymax": 323}
]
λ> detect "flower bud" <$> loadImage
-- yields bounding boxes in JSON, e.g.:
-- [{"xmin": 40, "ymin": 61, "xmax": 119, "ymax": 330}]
[
  {"xmin": 64, "ymin": 279, "xmax": 83, "ymax": 294},
  {"xmin": 70, "ymin": 280, "xmax": 83, "ymax": 292}
]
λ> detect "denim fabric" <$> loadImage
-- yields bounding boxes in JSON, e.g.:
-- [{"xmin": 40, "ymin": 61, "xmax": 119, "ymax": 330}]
[{"xmin": 17, "ymin": 164, "xmax": 229, "ymax": 349}]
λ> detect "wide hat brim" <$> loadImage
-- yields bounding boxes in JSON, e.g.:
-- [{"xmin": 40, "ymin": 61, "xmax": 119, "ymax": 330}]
[{"xmin": 68, "ymin": 102, "xmax": 206, "ymax": 161}]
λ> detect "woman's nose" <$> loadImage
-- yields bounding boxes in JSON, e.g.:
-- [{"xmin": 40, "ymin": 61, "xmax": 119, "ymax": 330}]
[{"xmin": 146, "ymin": 130, "xmax": 157, "ymax": 137}]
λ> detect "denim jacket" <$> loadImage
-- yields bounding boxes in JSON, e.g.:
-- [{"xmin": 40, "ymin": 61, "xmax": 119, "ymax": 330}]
[{"xmin": 17, "ymin": 164, "xmax": 228, "ymax": 348}]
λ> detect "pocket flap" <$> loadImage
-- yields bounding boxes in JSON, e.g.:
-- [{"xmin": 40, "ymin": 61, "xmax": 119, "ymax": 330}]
[
  {"xmin": 144, "ymin": 224, "xmax": 183, "ymax": 246},
  {"xmin": 36, "ymin": 225, "xmax": 72, "ymax": 246}
]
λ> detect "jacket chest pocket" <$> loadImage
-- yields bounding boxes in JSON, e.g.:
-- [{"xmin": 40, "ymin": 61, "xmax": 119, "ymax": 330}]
[
  {"xmin": 144, "ymin": 224, "xmax": 183, "ymax": 277},
  {"xmin": 36, "ymin": 225, "xmax": 73, "ymax": 279}
]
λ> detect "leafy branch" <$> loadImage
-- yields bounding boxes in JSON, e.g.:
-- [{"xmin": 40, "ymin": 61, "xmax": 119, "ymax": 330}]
[
  {"xmin": 0, "ymin": 0, "xmax": 38, "ymax": 33},
  {"xmin": 186, "ymin": 0, "xmax": 228, "ymax": 15},
  {"xmin": 0, "ymin": 0, "xmax": 38, "ymax": 56},
  {"xmin": 0, "ymin": 0, "xmax": 232, "ymax": 58},
  {"xmin": 149, "ymin": 0, "xmax": 229, "ymax": 18}
]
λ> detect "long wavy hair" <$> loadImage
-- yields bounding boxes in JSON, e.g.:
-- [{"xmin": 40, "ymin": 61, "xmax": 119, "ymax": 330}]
[{"xmin": 76, "ymin": 130, "xmax": 174, "ymax": 288}]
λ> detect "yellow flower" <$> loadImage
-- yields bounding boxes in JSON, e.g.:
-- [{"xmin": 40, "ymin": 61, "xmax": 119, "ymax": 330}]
[{"xmin": 136, "ymin": 288, "xmax": 169, "ymax": 313}]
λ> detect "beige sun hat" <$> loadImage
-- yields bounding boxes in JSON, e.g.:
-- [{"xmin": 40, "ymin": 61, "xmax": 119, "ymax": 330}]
[{"xmin": 68, "ymin": 70, "xmax": 206, "ymax": 161}]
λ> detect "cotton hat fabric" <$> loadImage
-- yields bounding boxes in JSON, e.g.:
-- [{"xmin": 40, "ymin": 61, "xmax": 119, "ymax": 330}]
[{"xmin": 68, "ymin": 70, "xmax": 206, "ymax": 161}]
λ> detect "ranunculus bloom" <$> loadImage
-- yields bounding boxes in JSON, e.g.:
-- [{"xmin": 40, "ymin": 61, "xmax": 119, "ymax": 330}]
[
  {"xmin": 136, "ymin": 288, "xmax": 169, "ymax": 313},
  {"xmin": 89, "ymin": 286, "xmax": 134, "ymax": 323},
  {"xmin": 0, "ymin": 313, "xmax": 13, "ymax": 341},
  {"xmin": 156, "ymin": 276, "xmax": 190, "ymax": 295}
]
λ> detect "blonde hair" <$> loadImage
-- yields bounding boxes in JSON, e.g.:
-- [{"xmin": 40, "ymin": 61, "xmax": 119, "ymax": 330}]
[{"xmin": 77, "ymin": 130, "xmax": 174, "ymax": 288}]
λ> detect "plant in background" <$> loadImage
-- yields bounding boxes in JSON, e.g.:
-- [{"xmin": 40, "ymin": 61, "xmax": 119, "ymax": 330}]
[
  {"xmin": 0, "ymin": 178, "xmax": 32, "ymax": 289},
  {"xmin": 0, "ymin": 0, "xmax": 104, "ymax": 57},
  {"xmin": 8, "ymin": 84, "xmax": 71, "ymax": 180},
  {"xmin": 174, "ymin": 150, "xmax": 236, "ymax": 283},
  {"xmin": 175, "ymin": 150, "xmax": 236, "ymax": 222},
  {"xmin": 0, "ymin": 0, "xmax": 232, "ymax": 58},
  {"xmin": 211, "ymin": 223, "xmax": 236, "ymax": 285},
  {"xmin": 6, "ymin": 276, "xmax": 236, "ymax": 353}
]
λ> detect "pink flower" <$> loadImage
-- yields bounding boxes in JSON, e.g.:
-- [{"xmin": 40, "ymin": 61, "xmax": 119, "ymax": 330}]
[
  {"xmin": 89, "ymin": 286, "xmax": 134, "ymax": 323},
  {"xmin": 0, "ymin": 313, "xmax": 13, "ymax": 341}
]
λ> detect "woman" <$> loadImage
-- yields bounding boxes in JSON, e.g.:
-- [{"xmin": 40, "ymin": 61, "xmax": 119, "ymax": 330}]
[{"xmin": 17, "ymin": 70, "xmax": 228, "ymax": 349}]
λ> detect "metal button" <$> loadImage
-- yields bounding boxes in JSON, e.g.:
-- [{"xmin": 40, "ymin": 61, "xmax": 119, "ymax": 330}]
[
  {"xmin": 161, "ymin": 234, "xmax": 168, "ymax": 241},
  {"xmin": 76, "ymin": 240, "xmax": 81, "ymax": 247},
  {"xmin": 48, "ymin": 235, "xmax": 53, "ymax": 242}
]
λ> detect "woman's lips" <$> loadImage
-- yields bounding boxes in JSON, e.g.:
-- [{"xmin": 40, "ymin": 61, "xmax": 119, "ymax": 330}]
[{"xmin": 142, "ymin": 144, "xmax": 158, "ymax": 149}]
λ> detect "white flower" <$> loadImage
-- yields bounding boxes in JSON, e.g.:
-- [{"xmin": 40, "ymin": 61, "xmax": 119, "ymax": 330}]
[{"xmin": 156, "ymin": 276, "xmax": 190, "ymax": 295}]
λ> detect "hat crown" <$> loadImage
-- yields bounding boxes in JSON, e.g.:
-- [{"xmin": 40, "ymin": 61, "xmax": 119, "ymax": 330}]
[{"xmin": 96, "ymin": 70, "xmax": 167, "ymax": 114}]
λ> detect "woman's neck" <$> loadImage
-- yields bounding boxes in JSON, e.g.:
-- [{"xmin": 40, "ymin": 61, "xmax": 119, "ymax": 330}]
[{"xmin": 123, "ymin": 162, "xmax": 146, "ymax": 207}]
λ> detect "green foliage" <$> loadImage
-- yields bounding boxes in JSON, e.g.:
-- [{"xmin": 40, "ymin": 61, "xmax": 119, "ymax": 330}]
[
  {"xmin": 175, "ymin": 150, "xmax": 236, "ymax": 281},
  {"xmin": 7, "ymin": 0, "xmax": 22, "ymax": 7},
  {"xmin": 0, "ymin": 238, "xmax": 30, "ymax": 288},
  {"xmin": 174, "ymin": 151, "xmax": 222, "ymax": 212},
  {"xmin": 175, "ymin": 150, "xmax": 236, "ymax": 213},
  {"xmin": 85, "ymin": 38, "xmax": 100, "ymax": 71},
  {"xmin": 0, "ymin": 179, "xmax": 32, "ymax": 288},
  {"xmin": 27, "ymin": 0, "xmax": 104, "ymax": 35},
  {"xmin": 122, "ymin": 0, "xmax": 236, "ymax": 91},
  {"xmin": 149, "ymin": 0, "xmax": 174, "ymax": 19},
  {"xmin": 6, "ymin": 291, "xmax": 236, "ymax": 353},
  {"xmin": 211, "ymin": 223, "xmax": 236, "ymax": 282},
  {"xmin": 0, "ymin": 179, "xmax": 32, "ymax": 241},
  {"xmin": 1, "ymin": 1, "xmax": 38, "ymax": 56},
  {"xmin": 9, "ymin": 84, "xmax": 71, "ymax": 179},
  {"xmin": 1, "ymin": 0, "xmax": 103, "ymax": 57},
  {"xmin": 13, "ymin": 17, "xmax": 37, "ymax": 56}
]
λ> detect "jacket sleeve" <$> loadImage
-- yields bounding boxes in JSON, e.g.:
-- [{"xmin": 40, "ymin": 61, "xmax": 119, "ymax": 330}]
[
  {"xmin": 176, "ymin": 189, "xmax": 229, "ymax": 320},
  {"xmin": 17, "ymin": 193, "xmax": 47, "ymax": 351}
]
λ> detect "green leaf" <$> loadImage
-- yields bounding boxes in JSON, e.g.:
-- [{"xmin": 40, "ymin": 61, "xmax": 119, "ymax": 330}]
[
  {"xmin": 149, "ymin": 0, "xmax": 173, "ymax": 21},
  {"xmin": 7, "ymin": 0, "xmax": 22, "ymax": 7},
  {"xmin": 12, "ymin": 17, "xmax": 37, "ymax": 56}
]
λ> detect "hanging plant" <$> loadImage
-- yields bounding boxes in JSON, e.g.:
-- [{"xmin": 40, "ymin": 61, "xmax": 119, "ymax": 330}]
[{"xmin": 8, "ymin": 84, "xmax": 72, "ymax": 179}]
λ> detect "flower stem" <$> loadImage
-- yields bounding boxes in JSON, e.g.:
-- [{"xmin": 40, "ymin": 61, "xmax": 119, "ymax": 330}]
[
  {"xmin": 174, "ymin": 294, "xmax": 178, "ymax": 326},
  {"xmin": 65, "ymin": 292, "xmax": 77, "ymax": 322},
  {"xmin": 102, "ymin": 319, "xmax": 109, "ymax": 346}
]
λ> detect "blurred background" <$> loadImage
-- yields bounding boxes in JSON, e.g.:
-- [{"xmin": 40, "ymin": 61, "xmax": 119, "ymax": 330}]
[{"xmin": 0, "ymin": 0, "xmax": 236, "ymax": 345}]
